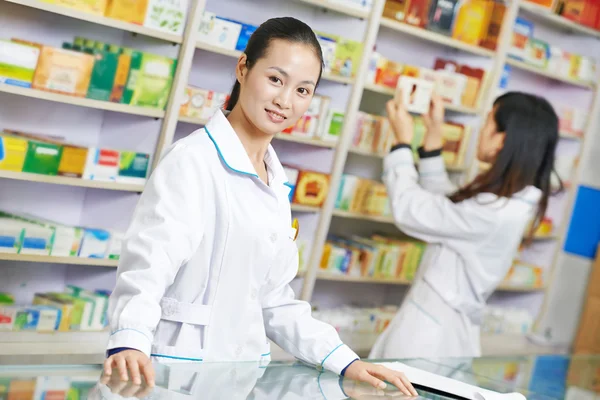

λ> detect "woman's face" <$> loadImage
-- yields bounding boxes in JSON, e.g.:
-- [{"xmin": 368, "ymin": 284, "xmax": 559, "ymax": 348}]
[
  {"xmin": 477, "ymin": 106, "xmax": 506, "ymax": 163},
  {"xmin": 235, "ymin": 39, "xmax": 321, "ymax": 136}
]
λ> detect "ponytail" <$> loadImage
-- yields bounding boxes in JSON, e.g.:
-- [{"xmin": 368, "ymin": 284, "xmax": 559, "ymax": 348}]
[{"xmin": 226, "ymin": 80, "xmax": 241, "ymax": 111}]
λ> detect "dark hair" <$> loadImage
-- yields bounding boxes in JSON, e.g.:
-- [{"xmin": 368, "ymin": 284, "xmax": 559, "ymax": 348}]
[
  {"xmin": 449, "ymin": 92, "xmax": 561, "ymax": 238},
  {"xmin": 225, "ymin": 17, "xmax": 324, "ymax": 111}
]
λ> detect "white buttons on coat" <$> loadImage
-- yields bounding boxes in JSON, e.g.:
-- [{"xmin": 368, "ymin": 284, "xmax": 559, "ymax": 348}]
[
  {"xmin": 236, "ymin": 345, "xmax": 243, "ymax": 356},
  {"xmin": 163, "ymin": 303, "xmax": 177, "ymax": 317},
  {"xmin": 250, "ymin": 290, "xmax": 258, "ymax": 300},
  {"xmin": 269, "ymin": 233, "xmax": 278, "ymax": 243}
]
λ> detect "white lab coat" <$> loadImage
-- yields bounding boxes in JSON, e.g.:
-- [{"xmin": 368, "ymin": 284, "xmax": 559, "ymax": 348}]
[
  {"xmin": 370, "ymin": 148, "xmax": 541, "ymax": 359},
  {"xmin": 107, "ymin": 110, "xmax": 358, "ymax": 374}
]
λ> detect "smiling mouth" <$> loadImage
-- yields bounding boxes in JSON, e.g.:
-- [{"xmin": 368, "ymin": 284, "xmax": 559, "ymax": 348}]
[{"xmin": 265, "ymin": 109, "xmax": 286, "ymax": 122}]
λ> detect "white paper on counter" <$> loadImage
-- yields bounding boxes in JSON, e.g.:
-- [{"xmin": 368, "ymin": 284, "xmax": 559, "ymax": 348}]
[{"xmin": 377, "ymin": 362, "xmax": 527, "ymax": 400}]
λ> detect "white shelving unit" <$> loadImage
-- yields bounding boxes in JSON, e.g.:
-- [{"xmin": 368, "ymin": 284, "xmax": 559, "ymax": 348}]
[
  {"xmin": 0, "ymin": 83, "xmax": 166, "ymax": 118},
  {"xmin": 1, "ymin": 0, "xmax": 598, "ymax": 360}
]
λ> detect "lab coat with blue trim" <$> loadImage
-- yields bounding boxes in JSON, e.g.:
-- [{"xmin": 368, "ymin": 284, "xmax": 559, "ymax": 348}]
[
  {"xmin": 370, "ymin": 148, "xmax": 542, "ymax": 359},
  {"xmin": 106, "ymin": 110, "xmax": 358, "ymax": 374}
]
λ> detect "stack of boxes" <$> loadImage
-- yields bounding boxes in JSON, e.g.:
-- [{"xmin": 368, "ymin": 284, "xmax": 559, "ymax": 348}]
[
  {"xmin": 0, "ymin": 211, "xmax": 123, "ymax": 260},
  {"xmin": 0, "ymin": 130, "xmax": 150, "ymax": 184},
  {"xmin": 320, "ymin": 234, "xmax": 427, "ymax": 282},
  {"xmin": 0, "ymin": 36, "xmax": 177, "ymax": 110},
  {"xmin": 0, "ymin": 286, "xmax": 110, "ymax": 333}
]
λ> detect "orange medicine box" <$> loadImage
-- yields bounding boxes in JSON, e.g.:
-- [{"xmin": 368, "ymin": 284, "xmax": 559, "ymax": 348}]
[
  {"xmin": 32, "ymin": 46, "xmax": 94, "ymax": 97},
  {"xmin": 292, "ymin": 171, "xmax": 330, "ymax": 207}
]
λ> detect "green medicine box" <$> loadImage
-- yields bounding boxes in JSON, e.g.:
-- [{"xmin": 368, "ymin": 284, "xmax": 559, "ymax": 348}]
[
  {"xmin": 130, "ymin": 53, "xmax": 178, "ymax": 109},
  {"xmin": 19, "ymin": 137, "xmax": 63, "ymax": 176}
]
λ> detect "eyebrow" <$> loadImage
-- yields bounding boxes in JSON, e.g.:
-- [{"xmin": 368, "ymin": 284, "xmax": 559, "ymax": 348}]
[{"xmin": 268, "ymin": 66, "xmax": 316, "ymax": 87}]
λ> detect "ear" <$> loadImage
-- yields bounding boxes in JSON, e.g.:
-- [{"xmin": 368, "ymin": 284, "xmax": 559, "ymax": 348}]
[
  {"xmin": 491, "ymin": 131, "xmax": 506, "ymax": 157},
  {"xmin": 235, "ymin": 54, "xmax": 248, "ymax": 84}
]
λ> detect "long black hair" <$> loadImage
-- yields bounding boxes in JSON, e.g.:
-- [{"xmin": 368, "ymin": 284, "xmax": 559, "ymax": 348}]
[
  {"xmin": 226, "ymin": 17, "xmax": 324, "ymax": 111},
  {"xmin": 449, "ymin": 92, "xmax": 561, "ymax": 236}
]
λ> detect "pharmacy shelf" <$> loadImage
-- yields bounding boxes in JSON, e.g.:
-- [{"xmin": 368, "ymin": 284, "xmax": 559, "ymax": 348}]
[
  {"xmin": 291, "ymin": 203, "xmax": 322, "ymax": 213},
  {"xmin": 348, "ymin": 147, "xmax": 467, "ymax": 172},
  {"xmin": 560, "ymin": 131, "xmax": 583, "ymax": 140},
  {"xmin": 519, "ymin": 1, "xmax": 600, "ymax": 39},
  {"xmin": 317, "ymin": 273, "xmax": 411, "ymax": 285},
  {"xmin": 497, "ymin": 284, "xmax": 547, "ymax": 292},
  {"xmin": 195, "ymin": 41, "xmax": 354, "ymax": 85},
  {"xmin": 531, "ymin": 234, "xmax": 558, "ymax": 242},
  {"xmin": 296, "ymin": 0, "xmax": 370, "ymax": 19},
  {"xmin": 506, "ymin": 58, "xmax": 596, "ymax": 89},
  {"xmin": 0, "ymin": 253, "xmax": 118, "ymax": 267},
  {"xmin": 332, "ymin": 209, "xmax": 395, "ymax": 224},
  {"xmin": 275, "ymin": 134, "xmax": 337, "ymax": 148},
  {"xmin": 0, "ymin": 83, "xmax": 165, "ymax": 117},
  {"xmin": 0, "ymin": 170, "xmax": 145, "ymax": 192},
  {"xmin": 379, "ymin": 18, "xmax": 496, "ymax": 58},
  {"xmin": 177, "ymin": 115, "xmax": 337, "ymax": 148},
  {"xmin": 4, "ymin": 0, "xmax": 183, "ymax": 43},
  {"xmin": 363, "ymin": 83, "xmax": 480, "ymax": 115}
]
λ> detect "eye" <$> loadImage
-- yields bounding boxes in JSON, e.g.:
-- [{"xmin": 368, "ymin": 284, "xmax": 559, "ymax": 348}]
[
  {"xmin": 269, "ymin": 76, "xmax": 282, "ymax": 85},
  {"xmin": 297, "ymin": 87, "xmax": 310, "ymax": 95}
]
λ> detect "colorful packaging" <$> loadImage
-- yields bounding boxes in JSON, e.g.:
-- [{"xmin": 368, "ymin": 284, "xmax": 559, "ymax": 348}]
[
  {"xmin": 21, "ymin": 138, "xmax": 63, "ymax": 176},
  {"xmin": 0, "ymin": 132, "xmax": 28, "ymax": 172},
  {"xmin": 180, "ymin": 86, "xmax": 229, "ymax": 120},
  {"xmin": 442, "ymin": 123, "xmax": 469, "ymax": 167},
  {"xmin": 509, "ymin": 17, "xmax": 534, "ymax": 61},
  {"xmin": 33, "ymin": 293, "xmax": 73, "ymax": 332},
  {"xmin": 58, "ymin": 144, "xmax": 88, "ymax": 178},
  {"xmin": 65, "ymin": 285, "xmax": 109, "ymax": 330},
  {"xmin": 320, "ymin": 109, "xmax": 345, "ymax": 142},
  {"xmin": 143, "ymin": 0, "xmax": 188, "ymax": 35},
  {"xmin": 83, "ymin": 147, "xmax": 120, "ymax": 181},
  {"xmin": 0, "ymin": 217, "xmax": 24, "ymax": 254},
  {"xmin": 0, "ymin": 293, "xmax": 14, "ymax": 305},
  {"xmin": 54, "ymin": 0, "xmax": 108, "ymax": 15},
  {"xmin": 404, "ymin": 0, "xmax": 433, "ymax": 27},
  {"xmin": 0, "ymin": 306, "xmax": 18, "ymax": 331},
  {"xmin": 50, "ymin": 225, "xmax": 83, "ymax": 257},
  {"xmin": 452, "ymin": 0, "xmax": 493, "ymax": 45},
  {"xmin": 458, "ymin": 65, "xmax": 485, "ymax": 107},
  {"xmin": 32, "ymin": 46, "xmax": 94, "ymax": 97},
  {"xmin": 14, "ymin": 306, "xmax": 61, "ymax": 332},
  {"xmin": 317, "ymin": 36, "xmax": 337, "ymax": 74},
  {"xmin": 130, "ymin": 54, "xmax": 177, "ymax": 109},
  {"xmin": 198, "ymin": 12, "xmax": 243, "ymax": 51},
  {"xmin": 105, "ymin": 0, "xmax": 149, "ymax": 25},
  {"xmin": 236, "ymin": 23, "xmax": 258, "ymax": 51},
  {"xmin": 526, "ymin": 38, "xmax": 550, "ymax": 69},
  {"xmin": 120, "ymin": 48, "xmax": 144, "ymax": 105},
  {"xmin": 433, "ymin": 64, "xmax": 467, "ymax": 106},
  {"xmin": 333, "ymin": 37, "xmax": 363, "ymax": 78},
  {"xmin": 282, "ymin": 95, "xmax": 329, "ymax": 138},
  {"xmin": 383, "ymin": 0, "xmax": 409, "ymax": 21},
  {"xmin": 117, "ymin": 151, "xmax": 149, "ymax": 183},
  {"xmin": 0, "ymin": 40, "xmax": 40, "ymax": 88},
  {"xmin": 374, "ymin": 57, "xmax": 404, "ymax": 88},
  {"xmin": 78, "ymin": 228, "xmax": 111, "ymax": 258},
  {"xmin": 396, "ymin": 76, "xmax": 435, "ymax": 114},
  {"xmin": 335, "ymin": 175, "xmax": 360, "ymax": 211},
  {"xmin": 84, "ymin": 45, "xmax": 119, "ymax": 101},
  {"xmin": 481, "ymin": 0, "xmax": 507, "ymax": 50},
  {"xmin": 110, "ymin": 46, "xmax": 132, "ymax": 103},
  {"xmin": 427, "ymin": 0, "xmax": 460, "ymax": 35},
  {"xmin": 293, "ymin": 171, "xmax": 330, "ymax": 207}
]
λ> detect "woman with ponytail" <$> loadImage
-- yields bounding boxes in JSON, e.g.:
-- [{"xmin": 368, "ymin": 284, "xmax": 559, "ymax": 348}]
[
  {"xmin": 370, "ymin": 92, "xmax": 560, "ymax": 359},
  {"xmin": 102, "ymin": 16, "xmax": 417, "ymax": 396}
]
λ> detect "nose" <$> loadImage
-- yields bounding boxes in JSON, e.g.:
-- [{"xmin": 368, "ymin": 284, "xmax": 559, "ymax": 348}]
[{"xmin": 274, "ymin": 88, "xmax": 293, "ymax": 110}]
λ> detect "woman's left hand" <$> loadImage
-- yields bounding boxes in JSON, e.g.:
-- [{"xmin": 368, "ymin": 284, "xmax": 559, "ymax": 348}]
[
  {"xmin": 343, "ymin": 360, "xmax": 418, "ymax": 397},
  {"xmin": 386, "ymin": 93, "xmax": 414, "ymax": 145}
]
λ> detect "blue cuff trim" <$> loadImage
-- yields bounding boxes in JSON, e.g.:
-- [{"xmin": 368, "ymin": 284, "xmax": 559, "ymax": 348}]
[
  {"xmin": 340, "ymin": 358, "xmax": 359, "ymax": 376},
  {"xmin": 106, "ymin": 347, "xmax": 134, "ymax": 358},
  {"xmin": 320, "ymin": 343, "xmax": 344, "ymax": 368}
]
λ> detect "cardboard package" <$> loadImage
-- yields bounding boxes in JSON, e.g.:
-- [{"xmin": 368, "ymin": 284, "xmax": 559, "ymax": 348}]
[{"xmin": 573, "ymin": 244, "xmax": 600, "ymax": 354}]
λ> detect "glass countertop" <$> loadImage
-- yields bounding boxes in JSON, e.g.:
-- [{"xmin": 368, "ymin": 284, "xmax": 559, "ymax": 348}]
[{"xmin": 0, "ymin": 355, "xmax": 599, "ymax": 399}]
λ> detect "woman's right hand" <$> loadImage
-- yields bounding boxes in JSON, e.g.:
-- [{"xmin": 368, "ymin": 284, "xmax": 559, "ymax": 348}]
[
  {"xmin": 104, "ymin": 349, "xmax": 155, "ymax": 387},
  {"xmin": 422, "ymin": 94, "xmax": 445, "ymax": 151}
]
